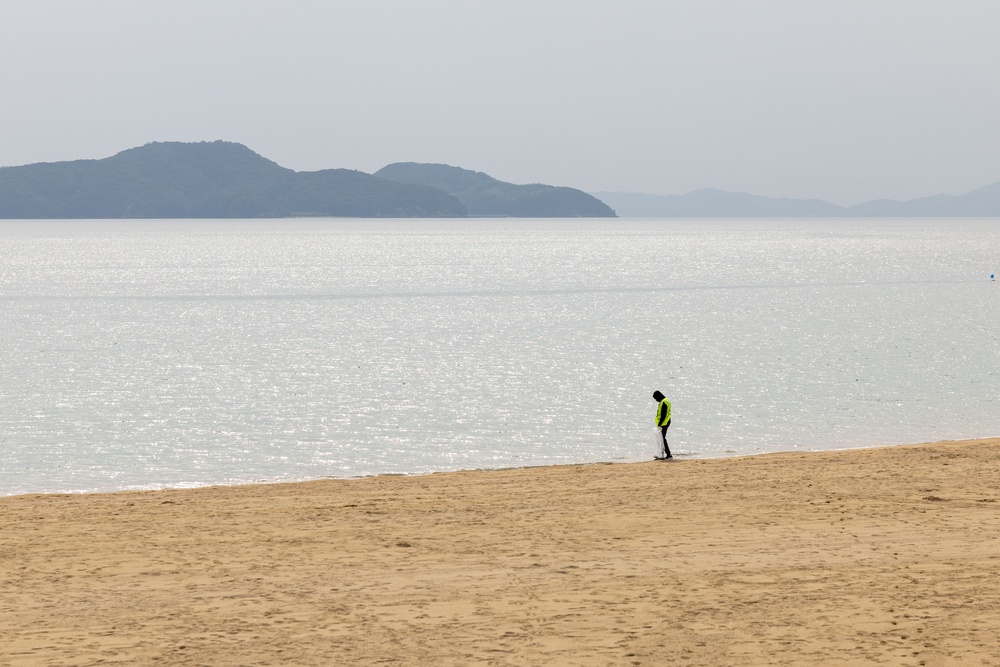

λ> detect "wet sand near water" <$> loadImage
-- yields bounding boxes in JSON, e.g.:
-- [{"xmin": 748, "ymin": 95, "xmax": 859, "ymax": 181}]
[{"xmin": 3, "ymin": 438, "xmax": 1000, "ymax": 666}]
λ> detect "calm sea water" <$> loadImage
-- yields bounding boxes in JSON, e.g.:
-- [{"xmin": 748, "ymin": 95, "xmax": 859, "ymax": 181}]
[{"xmin": 1, "ymin": 218, "xmax": 998, "ymax": 496}]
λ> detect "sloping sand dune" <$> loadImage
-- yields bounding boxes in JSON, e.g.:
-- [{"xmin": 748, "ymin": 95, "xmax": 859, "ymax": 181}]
[{"xmin": 3, "ymin": 438, "xmax": 1000, "ymax": 666}]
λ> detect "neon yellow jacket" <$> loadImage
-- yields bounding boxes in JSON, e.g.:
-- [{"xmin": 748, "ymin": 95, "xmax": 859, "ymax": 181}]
[{"xmin": 656, "ymin": 398, "xmax": 672, "ymax": 426}]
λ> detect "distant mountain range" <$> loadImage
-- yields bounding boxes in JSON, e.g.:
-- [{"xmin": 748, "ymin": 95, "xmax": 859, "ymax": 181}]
[
  {"xmin": 0, "ymin": 141, "xmax": 614, "ymax": 219},
  {"xmin": 6, "ymin": 142, "xmax": 996, "ymax": 219},
  {"xmin": 592, "ymin": 184, "xmax": 1000, "ymax": 217}
]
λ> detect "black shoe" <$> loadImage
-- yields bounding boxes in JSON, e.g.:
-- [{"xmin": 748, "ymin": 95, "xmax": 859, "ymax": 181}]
[{"xmin": 664, "ymin": 456, "xmax": 673, "ymax": 460}]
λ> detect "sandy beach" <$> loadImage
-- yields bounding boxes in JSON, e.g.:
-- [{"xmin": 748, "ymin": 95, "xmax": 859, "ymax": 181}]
[{"xmin": 3, "ymin": 438, "xmax": 1000, "ymax": 666}]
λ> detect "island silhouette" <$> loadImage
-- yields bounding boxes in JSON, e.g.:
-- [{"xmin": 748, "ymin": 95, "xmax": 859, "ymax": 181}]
[{"xmin": 0, "ymin": 141, "xmax": 614, "ymax": 219}]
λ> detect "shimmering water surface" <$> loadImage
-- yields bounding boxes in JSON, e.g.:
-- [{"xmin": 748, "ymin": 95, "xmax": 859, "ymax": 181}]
[{"xmin": 2, "ymin": 218, "xmax": 998, "ymax": 495}]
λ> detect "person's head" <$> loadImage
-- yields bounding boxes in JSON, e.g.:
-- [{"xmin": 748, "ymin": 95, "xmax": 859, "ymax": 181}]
[{"xmin": 652, "ymin": 390, "xmax": 664, "ymax": 402}]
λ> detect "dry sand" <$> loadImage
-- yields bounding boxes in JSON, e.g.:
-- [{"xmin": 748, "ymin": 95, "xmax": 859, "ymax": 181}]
[{"xmin": 3, "ymin": 438, "xmax": 1000, "ymax": 666}]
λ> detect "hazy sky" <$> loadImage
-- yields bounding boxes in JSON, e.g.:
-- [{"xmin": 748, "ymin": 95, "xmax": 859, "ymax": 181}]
[{"xmin": 2, "ymin": 0, "xmax": 998, "ymax": 205}]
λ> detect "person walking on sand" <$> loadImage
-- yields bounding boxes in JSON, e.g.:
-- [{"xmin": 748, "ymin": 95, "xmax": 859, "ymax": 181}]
[{"xmin": 653, "ymin": 390, "xmax": 672, "ymax": 460}]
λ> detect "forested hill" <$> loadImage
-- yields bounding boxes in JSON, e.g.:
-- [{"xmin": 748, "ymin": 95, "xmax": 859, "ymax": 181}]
[
  {"xmin": 374, "ymin": 162, "xmax": 616, "ymax": 217},
  {"xmin": 0, "ymin": 142, "xmax": 466, "ymax": 218}
]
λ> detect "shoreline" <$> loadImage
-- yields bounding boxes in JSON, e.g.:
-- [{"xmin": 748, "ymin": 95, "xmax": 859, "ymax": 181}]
[
  {"xmin": 4, "ymin": 436, "xmax": 1000, "ymax": 665},
  {"xmin": 9, "ymin": 436, "xmax": 997, "ymax": 501}
]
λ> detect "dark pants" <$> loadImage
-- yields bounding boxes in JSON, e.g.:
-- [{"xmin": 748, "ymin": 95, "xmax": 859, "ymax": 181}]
[{"xmin": 660, "ymin": 420, "xmax": 672, "ymax": 458}]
